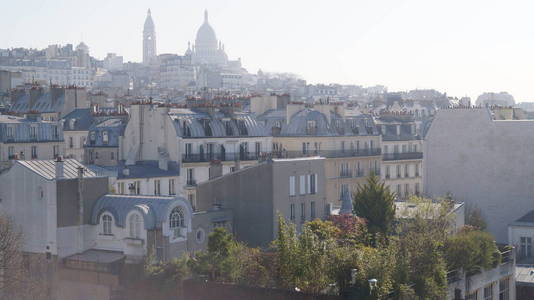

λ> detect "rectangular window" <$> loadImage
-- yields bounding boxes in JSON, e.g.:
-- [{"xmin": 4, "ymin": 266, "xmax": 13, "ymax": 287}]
[
  {"xmin": 111, "ymin": 151, "xmax": 115, "ymax": 160},
  {"xmin": 290, "ymin": 204, "xmax": 295, "ymax": 221},
  {"xmin": 154, "ymin": 180, "xmax": 161, "ymax": 195},
  {"xmin": 415, "ymin": 183, "xmax": 420, "ymax": 195},
  {"xmin": 341, "ymin": 141, "xmax": 345, "ymax": 153},
  {"xmin": 386, "ymin": 165, "xmax": 391, "ymax": 179},
  {"xmin": 300, "ymin": 203, "xmax": 305, "ymax": 223},
  {"xmin": 8, "ymin": 146, "xmax": 14, "ymax": 158},
  {"xmin": 484, "ymin": 284, "xmax": 493, "ymax": 300},
  {"xmin": 6, "ymin": 127, "xmax": 13, "ymax": 138},
  {"xmin": 397, "ymin": 184, "xmax": 401, "ymax": 196},
  {"xmin": 310, "ymin": 174, "xmax": 316, "ymax": 194},
  {"xmin": 69, "ymin": 136, "xmax": 74, "ymax": 148},
  {"xmin": 135, "ymin": 180, "xmax": 140, "ymax": 195},
  {"xmin": 402, "ymin": 144, "xmax": 407, "ymax": 153},
  {"xmin": 404, "ymin": 183, "xmax": 409, "ymax": 197},
  {"xmin": 118, "ymin": 182, "xmax": 125, "ymax": 194},
  {"xmin": 289, "ymin": 176, "xmax": 296, "ymax": 196},
  {"xmin": 187, "ymin": 168, "xmax": 195, "ymax": 186},
  {"xmin": 499, "ymin": 277, "xmax": 509, "ymax": 300},
  {"xmin": 255, "ymin": 142, "xmax": 261, "ymax": 156},
  {"xmin": 80, "ymin": 137, "xmax": 86, "ymax": 148},
  {"xmin": 52, "ymin": 126, "xmax": 59, "ymax": 139},
  {"xmin": 300, "ymin": 175, "xmax": 306, "ymax": 195},
  {"xmin": 340, "ymin": 184, "xmax": 348, "ymax": 201},
  {"xmin": 415, "ymin": 163, "xmax": 420, "ymax": 177},
  {"xmin": 30, "ymin": 126, "xmax": 36, "ymax": 138},
  {"xmin": 185, "ymin": 143, "xmax": 192, "ymax": 157},
  {"xmin": 31, "ymin": 146, "xmax": 37, "ymax": 159},
  {"xmin": 396, "ymin": 165, "xmax": 401, "ymax": 178},
  {"xmin": 169, "ymin": 179, "xmax": 176, "ymax": 195},
  {"xmin": 467, "ymin": 290, "xmax": 478, "ymax": 300},
  {"xmin": 310, "ymin": 201, "xmax": 316, "ymax": 219},
  {"xmin": 521, "ymin": 237, "xmax": 532, "ymax": 258},
  {"xmin": 404, "ymin": 164, "xmax": 409, "ymax": 177}
]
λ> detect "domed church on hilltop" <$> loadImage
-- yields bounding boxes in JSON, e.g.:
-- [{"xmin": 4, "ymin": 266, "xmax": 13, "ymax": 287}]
[{"xmin": 191, "ymin": 10, "xmax": 229, "ymax": 66}]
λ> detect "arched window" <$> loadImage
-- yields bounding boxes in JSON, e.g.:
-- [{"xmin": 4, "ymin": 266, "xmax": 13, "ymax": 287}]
[
  {"xmin": 102, "ymin": 214, "xmax": 113, "ymax": 235},
  {"xmin": 169, "ymin": 207, "xmax": 185, "ymax": 238},
  {"xmin": 129, "ymin": 214, "xmax": 142, "ymax": 239}
]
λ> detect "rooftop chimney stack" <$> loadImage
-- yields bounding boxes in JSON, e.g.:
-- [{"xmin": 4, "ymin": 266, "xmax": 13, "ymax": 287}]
[
  {"xmin": 77, "ymin": 166, "xmax": 84, "ymax": 179},
  {"xmin": 55, "ymin": 156, "xmax": 64, "ymax": 179}
]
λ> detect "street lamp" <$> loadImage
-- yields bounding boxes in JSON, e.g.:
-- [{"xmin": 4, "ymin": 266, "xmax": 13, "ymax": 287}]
[{"xmin": 368, "ymin": 278, "xmax": 378, "ymax": 295}]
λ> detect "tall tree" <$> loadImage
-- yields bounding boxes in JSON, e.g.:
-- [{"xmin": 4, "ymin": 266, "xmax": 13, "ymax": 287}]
[{"xmin": 353, "ymin": 175, "xmax": 396, "ymax": 237}]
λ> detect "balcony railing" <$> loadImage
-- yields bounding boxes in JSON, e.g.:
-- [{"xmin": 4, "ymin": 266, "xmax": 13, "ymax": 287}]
[
  {"xmin": 383, "ymin": 152, "xmax": 423, "ymax": 161},
  {"xmin": 186, "ymin": 179, "xmax": 197, "ymax": 186},
  {"xmin": 339, "ymin": 170, "xmax": 353, "ymax": 178},
  {"xmin": 273, "ymin": 148, "xmax": 381, "ymax": 159},
  {"xmin": 182, "ymin": 152, "xmax": 260, "ymax": 163}
]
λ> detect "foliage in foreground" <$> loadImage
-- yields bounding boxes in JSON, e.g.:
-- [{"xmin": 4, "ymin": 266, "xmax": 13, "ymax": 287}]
[{"xmin": 144, "ymin": 180, "xmax": 502, "ymax": 300}]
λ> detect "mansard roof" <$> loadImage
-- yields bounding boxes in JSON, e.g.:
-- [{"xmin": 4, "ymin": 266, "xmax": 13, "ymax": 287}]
[
  {"xmin": 90, "ymin": 194, "xmax": 191, "ymax": 230},
  {"xmin": 256, "ymin": 108, "xmax": 379, "ymax": 137},
  {"xmin": 169, "ymin": 108, "xmax": 268, "ymax": 138}
]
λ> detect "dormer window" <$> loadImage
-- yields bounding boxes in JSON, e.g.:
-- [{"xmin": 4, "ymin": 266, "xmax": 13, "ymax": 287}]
[
  {"xmin": 129, "ymin": 214, "xmax": 142, "ymax": 239},
  {"xmin": 30, "ymin": 126, "xmax": 37, "ymax": 138},
  {"xmin": 89, "ymin": 131, "xmax": 96, "ymax": 145},
  {"xmin": 225, "ymin": 121, "xmax": 233, "ymax": 136},
  {"xmin": 6, "ymin": 127, "xmax": 13, "ymax": 138},
  {"xmin": 102, "ymin": 131, "xmax": 109, "ymax": 144},
  {"xmin": 182, "ymin": 121, "xmax": 191, "ymax": 137},
  {"xmin": 202, "ymin": 120, "xmax": 212, "ymax": 137},
  {"xmin": 169, "ymin": 207, "xmax": 185, "ymax": 239},
  {"xmin": 102, "ymin": 214, "xmax": 113, "ymax": 235},
  {"xmin": 306, "ymin": 120, "xmax": 317, "ymax": 135}
]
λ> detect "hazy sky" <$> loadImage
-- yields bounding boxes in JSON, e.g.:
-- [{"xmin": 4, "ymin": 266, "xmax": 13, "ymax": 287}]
[{"xmin": 2, "ymin": 0, "xmax": 534, "ymax": 101}]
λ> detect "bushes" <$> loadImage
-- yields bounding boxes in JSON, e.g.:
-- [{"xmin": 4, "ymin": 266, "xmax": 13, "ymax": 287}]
[{"xmin": 444, "ymin": 228, "xmax": 500, "ymax": 274}]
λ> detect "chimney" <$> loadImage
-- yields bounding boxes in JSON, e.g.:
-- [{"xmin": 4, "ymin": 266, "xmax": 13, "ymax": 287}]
[
  {"xmin": 29, "ymin": 87, "xmax": 42, "ymax": 110},
  {"xmin": 77, "ymin": 166, "xmax": 84, "ymax": 178},
  {"xmin": 50, "ymin": 86, "xmax": 64, "ymax": 105},
  {"xmin": 55, "ymin": 156, "xmax": 64, "ymax": 179},
  {"xmin": 158, "ymin": 156, "xmax": 169, "ymax": 171}
]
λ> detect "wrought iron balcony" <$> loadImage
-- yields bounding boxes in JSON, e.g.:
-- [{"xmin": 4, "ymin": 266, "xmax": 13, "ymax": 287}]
[
  {"xmin": 182, "ymin": 152, "xmax": 260, "ymax": 163},
  {"xmin": 383, "ymin": 152, "xmax": 423, "ymax": 161},
  {"xmin": 273, "ymin": 148, "xmax": 381, "ymax": 159}
]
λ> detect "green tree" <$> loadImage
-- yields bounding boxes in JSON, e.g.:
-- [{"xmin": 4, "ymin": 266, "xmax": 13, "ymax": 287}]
[
  {"xmin": 445, "ymin": 228, "xmax": 500, "ymax": 274},
  {"xmin": 394, "ymin": 198, "xmax": 452, "ymax": 299},
  {"xmin": 273, "ymin": 215, "xmax": 337, "ymax": 294},
  {"xmin": 305, "ymin": 219, "xmax": 340, "ymax": 241},
  {"xmin": 465, "ymin": 205, "xmax": 487, "ymax": 231},
  {"xmin": 353, "ymin": 174, "xmax": 396, "ymax": 238}
]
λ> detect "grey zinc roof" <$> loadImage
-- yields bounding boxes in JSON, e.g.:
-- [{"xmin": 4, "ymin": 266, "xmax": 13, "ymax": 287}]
[
  {"xmin": 9, "ymin": 91, "xmax": 65, "ymax": 114},
  {"xmin": 271, "ymin": 108, "xmax": 379, "ymax": 137},
  {"xmin": 62, "ymin": 108, "xmax": 94, "ymax": 131},
  {"xmin": 17, "ymin": 159, "xmax": 97, "ymax": 180},
  {"xmin": 117, "ymin": 160, "xmax": 180, "ymax": 179},
  {"xmin": 169, "ymin": 108, "xmax": 268, "ymax": 138},
  {"xmin": 0, "ymin": 115, "xmax": 62, "ymax": 143},
  {"xmin": 90, "ymin": 194, "xmax": 190, "ymax": 230},
  {"xmin": 510, "ymin": 210, "xmax": 534, "ymax": 227},
  {"xmin": 87, "ymin": 117, "xmax": 126, "ymax": 147}
]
